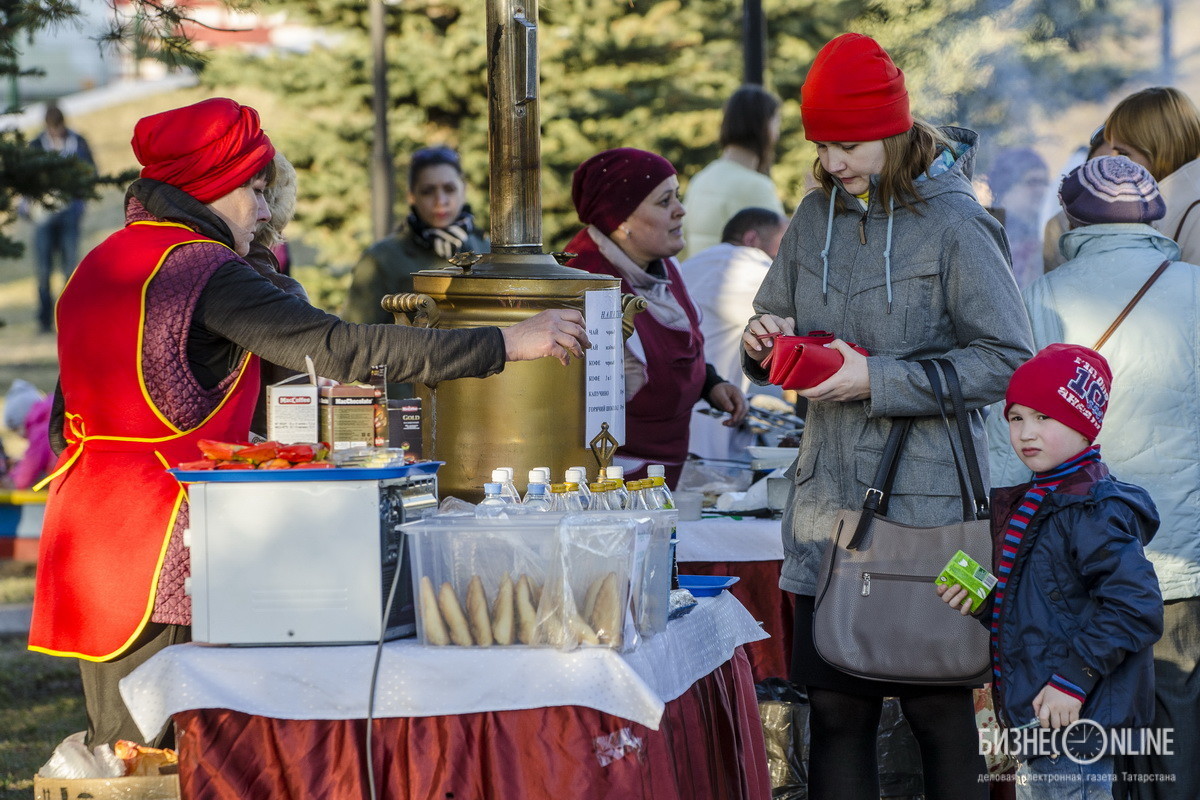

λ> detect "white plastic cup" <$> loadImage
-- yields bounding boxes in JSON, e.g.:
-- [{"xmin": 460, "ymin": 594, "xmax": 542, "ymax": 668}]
[{"xmin": 674, "ymin": 491, "xmax": 703, "ymax": 521}]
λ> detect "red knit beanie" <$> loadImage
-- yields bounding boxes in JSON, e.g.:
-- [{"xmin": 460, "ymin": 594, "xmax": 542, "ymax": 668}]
[
  {"xmin": 801, "ymin": 33, "xmax": 913, "ymax": 142},
  {"xmin": 132, "ymin": 98, "xmax": 275, "ymax": 204},
  {"xmin": 1005, "ymin": 344, "xmax": 1113, "ymax": 442},
  {"xmin": 571, "ymin": 148, "xmax": 677, "ymax": 235}
]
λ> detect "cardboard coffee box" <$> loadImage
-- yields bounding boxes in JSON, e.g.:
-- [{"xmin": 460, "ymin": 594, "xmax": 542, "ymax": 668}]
[
  {"xmin": 266, "ymin": 373, "xmax": 319, "ymax": 444},
  {"xmin": 387, "ymin": 398, "xmax": 423, "ymax": 459},
  {"xmin": 319, "ymin": 384, "xmax": 376, "ymax": 450}
]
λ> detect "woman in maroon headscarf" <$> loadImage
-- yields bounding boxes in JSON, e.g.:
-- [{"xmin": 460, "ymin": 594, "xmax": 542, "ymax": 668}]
[
  {"xmin": 567, "ymin": 148, "xmax": 747, "ymax": 488},
  {"xmin": 29, "ymin": 97, "xmax": 589, "ymax": 748}
]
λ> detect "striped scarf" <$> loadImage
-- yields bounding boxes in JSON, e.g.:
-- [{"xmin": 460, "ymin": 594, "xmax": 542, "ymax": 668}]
[{"xmin": 990, "ymin": 445, "xmax": 1101, "ymax": 694}]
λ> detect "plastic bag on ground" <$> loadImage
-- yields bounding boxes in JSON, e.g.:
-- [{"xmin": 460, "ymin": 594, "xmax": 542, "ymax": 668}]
[{"xmin": 38, "ymin": 731, "xmax": 125, "ymax": 779}]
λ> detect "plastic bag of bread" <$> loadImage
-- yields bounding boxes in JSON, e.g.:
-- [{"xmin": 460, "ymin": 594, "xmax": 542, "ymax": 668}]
[
  {"xmin": 406, "ymin": 515, "xmax": 559, "ymax": 647},
  {"xmin": 539, "ymin": 514, "xmax": 637, "ymax": 652}
]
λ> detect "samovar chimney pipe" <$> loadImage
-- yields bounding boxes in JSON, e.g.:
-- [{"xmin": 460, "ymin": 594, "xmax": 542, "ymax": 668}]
[{"xmin": 486, "ymin": 0, "xmax": 542, "ymax": 255}]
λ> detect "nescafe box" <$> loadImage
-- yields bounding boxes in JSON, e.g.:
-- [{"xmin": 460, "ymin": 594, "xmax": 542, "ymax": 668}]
[
  {"xmin": 319, "ymin": 384, "xmax": 376, "ymax": 450},
  {"xmin": 266, "ymin": 373, "xmax": 319, "ymax": 444}
]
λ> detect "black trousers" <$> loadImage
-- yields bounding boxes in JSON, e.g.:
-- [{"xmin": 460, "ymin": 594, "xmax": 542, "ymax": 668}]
[{"xmin": 78, "ymin": 622, "xmax": 190, "ymax": 748}]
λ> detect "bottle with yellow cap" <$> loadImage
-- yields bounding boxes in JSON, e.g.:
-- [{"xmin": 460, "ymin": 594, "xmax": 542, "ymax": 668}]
[
  {"xmin": 603, "ymin": 466, "xmax": 630, "ymax": 509},
  {"xmin": 566, "ymin": 468, "xmax": 591, "ymax": 510},
  {"xmin": 550, "ymin": 481, "xmax": 584, "ymax": 512},
  {"xmin": 646, "ymin": 464, "xmax": 674, "ymax": 510},
  {"xmin": 589, "ymin": 481, "xmax": 613, "ymax": 511}
]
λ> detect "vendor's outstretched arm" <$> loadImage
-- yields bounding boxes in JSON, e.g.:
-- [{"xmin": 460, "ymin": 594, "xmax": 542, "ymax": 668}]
[{"xmin": 198, "ymin": 263, "xmax": 588, "ymax": 386}]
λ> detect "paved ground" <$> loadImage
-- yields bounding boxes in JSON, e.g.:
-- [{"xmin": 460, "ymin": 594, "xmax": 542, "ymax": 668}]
[{"xmin": 0, "ymin": 603, "xmax": 31, "ymax": 636}]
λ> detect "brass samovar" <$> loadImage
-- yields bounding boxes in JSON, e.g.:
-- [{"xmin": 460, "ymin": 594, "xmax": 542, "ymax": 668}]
[{"xmin": 383, "ymin": 0, "xmax": 641, "ymax": 502}]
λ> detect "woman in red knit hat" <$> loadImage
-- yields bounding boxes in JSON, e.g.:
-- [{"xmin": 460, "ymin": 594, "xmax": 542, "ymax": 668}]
[
  {"xmin": 566, "ymin": 147, "xmax": 747, "ymax": 487},
  {"xmin": 29, "ymin": 97, "xmax": 589, "ymax": 748},
  {"xmin": 742, "ymin": 34, "xmax": 1034, "ymax": 800}
]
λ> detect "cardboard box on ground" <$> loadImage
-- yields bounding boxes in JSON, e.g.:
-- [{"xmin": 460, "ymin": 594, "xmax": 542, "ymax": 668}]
[{"xmin": 32, "ymin": 774, "xmax": 180, "ymax": 800}]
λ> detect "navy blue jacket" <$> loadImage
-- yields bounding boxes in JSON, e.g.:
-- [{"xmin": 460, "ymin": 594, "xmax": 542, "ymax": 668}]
[{"xmin": 980, "ymin": 460, "xmax": 1163, "ymax": 729}]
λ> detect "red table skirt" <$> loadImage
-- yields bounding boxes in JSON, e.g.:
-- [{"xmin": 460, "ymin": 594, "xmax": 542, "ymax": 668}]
[
  {"xmin": 680, "ymin": 560, "xmax": 793, "ymax": 682},
  {"xmin": 175, "ymin": 647, "xmax": 770, "ymax": 800}
]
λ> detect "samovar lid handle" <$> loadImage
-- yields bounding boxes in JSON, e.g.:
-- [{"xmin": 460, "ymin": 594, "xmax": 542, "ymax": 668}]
[{"xmin": 588, "ymin": 422, "xmax": 619, "ymax": 473}]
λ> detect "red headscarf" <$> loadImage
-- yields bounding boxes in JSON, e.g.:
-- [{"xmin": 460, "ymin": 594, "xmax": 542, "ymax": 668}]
[
  {"xmin": 571, "ymin": 148, "xmax": 676, "ymax": 235},
  {"xmin": 132, "ymin": 98, "xmax": 275, "ymax": 204}
]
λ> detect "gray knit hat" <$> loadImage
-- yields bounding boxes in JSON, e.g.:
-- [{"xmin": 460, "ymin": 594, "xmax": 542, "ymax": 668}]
[{"xmin": 1058, "ymin": 156, "xmax": 1166, "ymax": 227}]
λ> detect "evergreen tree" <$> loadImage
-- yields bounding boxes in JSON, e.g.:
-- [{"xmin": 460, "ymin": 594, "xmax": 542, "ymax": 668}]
[
  {"xmin": 196, "ymin": 0, "xmax": 1145, "ymax": 291},
  {"xmin": 0, "ymin": 0, "xmax": 230, "ymax": 258}
]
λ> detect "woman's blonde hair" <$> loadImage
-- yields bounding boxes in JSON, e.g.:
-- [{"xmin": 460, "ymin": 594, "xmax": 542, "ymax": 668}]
[
  {"xmin": 254, "ymin": 151, "xmax": 297, "ymax": 248},
  {"xmin": 812, "ymin": 119, "xmax": 952, "ymax": 214},
  {"xmin": 1104, "ymin": 87, "xmax": 1200, "ymax": 182}
]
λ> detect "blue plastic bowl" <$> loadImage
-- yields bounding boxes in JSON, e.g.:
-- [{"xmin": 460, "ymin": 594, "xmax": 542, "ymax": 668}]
[{"xmin": 677, "ymin": 574, "xmax": 740, "ymax": 597}]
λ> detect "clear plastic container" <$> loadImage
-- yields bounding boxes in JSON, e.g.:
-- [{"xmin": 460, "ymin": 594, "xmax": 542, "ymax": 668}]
[{"xmin": 403, "ymin": 510, "xmax": 672, "ymax": 649}]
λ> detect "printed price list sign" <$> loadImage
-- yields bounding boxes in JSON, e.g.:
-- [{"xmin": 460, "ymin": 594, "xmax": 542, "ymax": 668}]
[{"xmin": 584, "ymin": 288, "xmax": 625, "ymax": 446}]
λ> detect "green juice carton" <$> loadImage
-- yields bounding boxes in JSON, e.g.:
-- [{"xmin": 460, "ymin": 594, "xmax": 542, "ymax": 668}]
[{"xmin": 935, "ymin": 550, "xmax": 998, "ymax": 613}]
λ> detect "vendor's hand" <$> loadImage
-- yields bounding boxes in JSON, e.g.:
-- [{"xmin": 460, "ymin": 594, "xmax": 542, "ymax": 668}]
[
  {"xmin": 798, "ymin": 340, "xmax": 870, "ymax": 402},
  {"xmin": 742, "ymin": 314, "xmax": 795, "ymax": 362},
  {"xmin": 936, "ymin": 583, "xmax": 974, "ymax": 616},
  {"xmin": 1033, "ymin": 684, "xmax": 1083, "ymax": 730},
  {"xmin": 502, "ymin": 309, "xmax": 591, "ymax": 366},
  {"xmin": 708, "ymin": 382, "xmax": 748, "ymax": 426}
]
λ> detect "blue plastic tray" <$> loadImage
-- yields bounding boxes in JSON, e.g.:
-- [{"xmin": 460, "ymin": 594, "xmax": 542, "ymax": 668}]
[
  {"xmin": 169, "ymin": 461, "xmax": 442, "ymax": 483},
  {"xmin": 677, "ymin": 574, "xmax": 740, "ymax": 597}
]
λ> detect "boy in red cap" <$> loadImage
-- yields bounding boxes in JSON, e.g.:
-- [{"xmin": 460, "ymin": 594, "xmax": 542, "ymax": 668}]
[{"xmin": 940, "ymin": 344, "xmax": 1163, "ymax": 798}]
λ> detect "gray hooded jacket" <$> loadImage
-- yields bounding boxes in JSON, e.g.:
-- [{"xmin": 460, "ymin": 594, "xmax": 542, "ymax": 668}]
[{"xmin": 746, "ymin": 127, "xmax": 1034, "ymax": 596}]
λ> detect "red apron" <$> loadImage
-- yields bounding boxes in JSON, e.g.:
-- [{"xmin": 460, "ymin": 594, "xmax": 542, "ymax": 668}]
[{"xmin": 29, "ymin": 222, "xmax": 260, "ymax": 661}]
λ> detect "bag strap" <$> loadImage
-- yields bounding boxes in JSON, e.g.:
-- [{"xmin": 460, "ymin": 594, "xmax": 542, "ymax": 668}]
[
  {"xmin": 934, "ymin": 359, "xmax": 990, "ymax": 520},
  {"xmin": 1174, "ymin": 200, "xmax": 1200, "ymax": 242},
  {"xmin": 920, "ymin": 360, "xmax": 975, "ymax": 520},
  {"xmin": 1092, "ymin": 259, "xmax": 1172, "ymax": 351},
  {"xmin": 846, "ymin": 417, "xmax": 911, "ymax": 550}
]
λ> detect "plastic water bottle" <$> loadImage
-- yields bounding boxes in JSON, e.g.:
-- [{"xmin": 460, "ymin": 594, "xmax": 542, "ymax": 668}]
[
  {"xmin": 566, "ymin": 468, "xmax": 591, "ymax": 509},
  {"xmin": 523, "ymin": 482, "xmax": 552, "ymax": 512},
  {"xmin": 604, "ymin": 466, "xmax": 630, "ymax": 509},
  {"xmin": 476, "ymin": 482, "xmax": 510, "ymax": 519},
  {"xmin": 646, "ymin": 465, "xmax": 679, "ymax": 589},
  {"xmin": 551, "ymin": 482, "xmax": 584, "ymax": 512},
  {"xmin": 523, "ymin": 469, "xmax": 550, "ymax": 504},
  {"xmin": 492, "ymin": 468, "xmax": 520, "ymax": 504},
  {"xmin": 647, "ymin": 464, "xmax": 674, "ymax": 509},
  {"xmin": 589, "ymin": 481, "xmax": 612, "ymax": 511}
]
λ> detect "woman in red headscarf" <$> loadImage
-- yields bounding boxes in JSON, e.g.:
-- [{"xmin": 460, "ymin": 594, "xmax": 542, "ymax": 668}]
[
  {"xmin": 566, "ymin": 148, "xmax": 748, "ymax": 488},
  {"xmin": 28, "ymin": 97, "xmax": 590, "ymax": 748}
]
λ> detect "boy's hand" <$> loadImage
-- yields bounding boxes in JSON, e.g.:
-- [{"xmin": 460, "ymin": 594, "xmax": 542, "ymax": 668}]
[
  {"xmin": 936, "ymin": 582, "xmax": 974, "ymax": 616},
  {"xmin": 1032, "ymin": 684, "xmax": 1083, "ymax": 729}
]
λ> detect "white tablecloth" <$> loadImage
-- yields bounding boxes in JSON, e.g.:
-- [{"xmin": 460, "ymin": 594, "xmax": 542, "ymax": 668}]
[
  {"xmin": 120, "ymin": 591, "xmax": 767, "ymax": 739},
  {"xmin": 675, "ymin": 517, "xmax": 783, "ymax": 562}
]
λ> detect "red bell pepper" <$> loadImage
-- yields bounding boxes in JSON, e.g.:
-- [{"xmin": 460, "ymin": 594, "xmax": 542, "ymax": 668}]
[
  {"xmin": 197, "ymin": 439, "xmax": 247, "ymax": 461},
  {"xmin": 176, "ymin": 459, "xmax": 215, "ymax": 471},
  {"xmin": 236, "ymin": 442, "xmax": 282, "ymax": 465}
]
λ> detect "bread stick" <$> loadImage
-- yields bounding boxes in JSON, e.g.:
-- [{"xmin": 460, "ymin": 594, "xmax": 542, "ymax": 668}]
[
  {"xmin": 466, "ymin": 575, "xmax": 494, "ymax": 647},
  {"xmin": 516, "ymin": 573, "xmax": 538, "ymax": 644},
  {"xmin": 583, "ymin": 575, "xmax": 603, "ymax": 623},
  {"xmin": 419, "ymin": 575, "xmax": 450, "ymax": 646},
  {"xmin": 438, "ymin": 581, "xmax": 474, "ymax": 646},
  {"xmin": 492, "ymin": 572, "xmax": 515, "ymax": 645},
  {"xmin": 570, "ymin": 611, "xmax": 600, "ymax": 646},
  {"xmin": 590, "ymin": 571, "xmax": 622, "ymax": 646}
]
